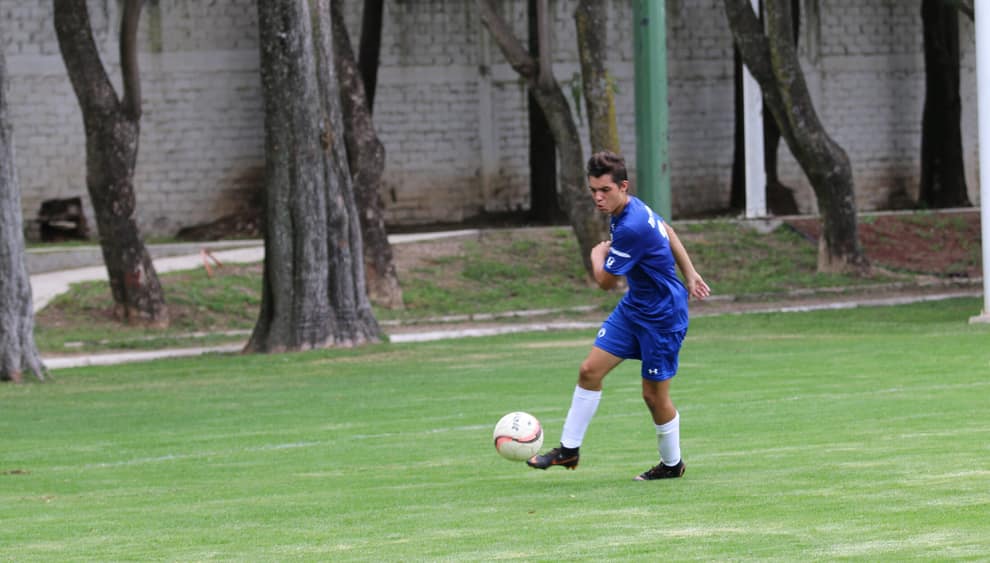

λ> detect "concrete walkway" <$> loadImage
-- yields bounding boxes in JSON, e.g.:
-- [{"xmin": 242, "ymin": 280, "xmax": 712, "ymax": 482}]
[
  {"xmin": 28, "ymin": 229, "xmax": 479, "ymax": 313},
  {"xmin": 31, "ymin": 246, "xmax": 266, "ymax": 312},
  {"xmin": 30, "ymin": 230, "xmax": 481, "ymax": 369},
  {"xmin": 39, "ymin": 287, "xmax": 982, "ymax": 370},
  {"xmin": 30, "ymin": 231, "xmax": 982, "ymax": 370}
]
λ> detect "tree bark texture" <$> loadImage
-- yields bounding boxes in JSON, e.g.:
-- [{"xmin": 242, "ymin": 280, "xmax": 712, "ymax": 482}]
[
  {"xmin": 575, "ymin": 0, "xmax": 620, "ymax": 154},
  {"xmin": 919, "ymin": 0, "xmax": 971, "ymax": 208},
  {"xmin": 725, "ymin": 0, "xmax": 868, "ymax": 273},
  {"xmin": 478, "ymin": 0, "xmax": 608, "ymax": 274},
  {"xmin": 53, "ymin": 0, "xmax": 169, "ymax": 325},
  {"xmin": 248, "ymin": 0, "xmax": 381, "ymax": 353},
  {"xmin": 730, "ymin": 0, "xmax": 799, "ymax": 215},
  {"xmin": 330, "ymin": 0, "xmax": 404, "ymax": 310},
  {"xmin": 0, "ymin": 45, "xmax": 47, "ymax": 383}
]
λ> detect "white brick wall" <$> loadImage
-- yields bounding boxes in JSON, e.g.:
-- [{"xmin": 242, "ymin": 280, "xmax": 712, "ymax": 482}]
[{"xmin": 0, "ymin": 0, "xmax": 978, "ymax": 236}]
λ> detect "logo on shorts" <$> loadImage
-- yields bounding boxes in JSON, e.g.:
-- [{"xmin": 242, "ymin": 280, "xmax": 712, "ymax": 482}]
[
  {"xmin": 597, "ymin": 328, "xmax": 606, "ymax": 338},
  {"xmin": 647, "ymin": 368, "xmax": 659, "ymax": 376}
]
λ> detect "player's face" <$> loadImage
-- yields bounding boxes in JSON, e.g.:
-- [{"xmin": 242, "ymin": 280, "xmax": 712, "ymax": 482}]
[{"xmin": 588, "ymin": 174, "xmax": 629, "ymax": 215}]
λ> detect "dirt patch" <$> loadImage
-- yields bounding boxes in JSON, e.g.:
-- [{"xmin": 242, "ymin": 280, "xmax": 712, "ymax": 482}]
[
  {"xmin": 786, "ymin": 210, "xmax": 981, "ymax": 278},
  {"xmin": 175, "ymin": 210, "xmax": 262, "ymax": 241},
  {"xmin": 391, "ymin": 238, "xmax": 474, "ymax": 275}
]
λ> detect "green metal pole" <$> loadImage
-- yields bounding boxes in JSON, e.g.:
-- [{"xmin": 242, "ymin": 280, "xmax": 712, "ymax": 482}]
[{"xmin": 632, "ymin": 0, "xmax": 671, "ymax": 219}]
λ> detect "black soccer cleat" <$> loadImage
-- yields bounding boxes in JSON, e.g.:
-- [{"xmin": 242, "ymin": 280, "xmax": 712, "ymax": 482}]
[
  {"xmin": 634, "ymin": 460, "xmax": 685, "ymax": 481},
  {"xmin": 527, "ymin": 445, "xmax": 580, "ymax": 470}
]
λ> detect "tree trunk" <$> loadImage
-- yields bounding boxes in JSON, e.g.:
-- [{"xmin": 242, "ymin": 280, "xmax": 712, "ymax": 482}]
[
  {"xmin": 357, "ymin": 0, "xmax": 384, "ymax": 111},
  {"xmin": 730, "ymin": 0, "xmax": 799, "ymax": 215},
  {"xmin": 725, "ymin": 0, "xmax": 868, "ymax": 273},
  {"xmin": 247, "ymin": 0, "xmax": 381, "ymax": 353},
  {"xmin": 762, "ymin": 0, "xmax": 801, "ymax": 216},
  {"xmin": 53, "ymin": 0, "xmax": 168, "ymax": 325},
  {"xmin": 919, "ymin": 0, "xmax": 971, "ymax": 208},
  {"xmin": 330, "ymin": 0, "xmax": 404, "ymax": 309},
  {"xmin": 575, "ymin": 0, "xmax": 619, "ymax": 154},
  {"xmin": 478, "ymin": 0, "xmax": 608, "ymax": 274},
  {"xmin": 0, "ymin": 44, "xmax": 46, "ymax": 383},
  {"xmin": 762, "ymin": 105, "xmax": 799, "ymax": 215}
]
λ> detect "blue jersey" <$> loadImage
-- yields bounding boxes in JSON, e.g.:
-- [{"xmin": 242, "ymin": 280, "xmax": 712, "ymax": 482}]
[{"xmin": 603, "ymin": 196, "xmax": 688, "ymax": 332}]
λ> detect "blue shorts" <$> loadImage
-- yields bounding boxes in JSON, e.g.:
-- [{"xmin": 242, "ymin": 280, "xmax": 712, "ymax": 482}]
[{"xmin": 594, "ymin": 307, "xmax": 687, "ymax": 382}]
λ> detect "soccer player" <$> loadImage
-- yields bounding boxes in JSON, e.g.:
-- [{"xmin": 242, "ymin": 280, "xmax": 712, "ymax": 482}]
[{"xmin": 527, "ymin": 151, "xmax": 710, "ymax": 480}]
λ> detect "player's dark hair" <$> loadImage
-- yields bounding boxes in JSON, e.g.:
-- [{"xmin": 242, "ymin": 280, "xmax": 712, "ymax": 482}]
[{"xmin": 586, "ymin": 151, "xmax": 628, "ymax": 183}]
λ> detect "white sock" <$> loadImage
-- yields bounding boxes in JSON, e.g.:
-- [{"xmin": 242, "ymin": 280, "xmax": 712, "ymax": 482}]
[
  {"xmin": 656, "ymin": 411, "xmax": 681, "ymax": 466},
  {"xmin": 559, "ymin": 386, "xmax": 602, "ymax": 449}
]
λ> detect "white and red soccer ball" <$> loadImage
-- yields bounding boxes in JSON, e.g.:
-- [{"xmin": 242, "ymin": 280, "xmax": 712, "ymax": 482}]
[{"xmin": 493, "ymin": 411, "xmax": 543, "ymax": 461}]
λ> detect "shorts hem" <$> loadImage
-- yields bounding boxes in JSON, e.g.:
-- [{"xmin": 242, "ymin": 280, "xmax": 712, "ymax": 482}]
[
  {"xmin": 593, "ymin": 341, "xmax": 631, "ymax": 360},
  {"xmin": 642, "ymin": 371, "xmax": 676, "ymax": 382}
]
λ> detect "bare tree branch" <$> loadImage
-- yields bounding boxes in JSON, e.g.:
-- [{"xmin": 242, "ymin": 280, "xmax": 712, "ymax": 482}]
[
  {"xmin": 723, "ymin": 0, "xmax": 773, "ymax": 83},
  {"xmin": 477, "ymin": 0, "xmax": 538, "ymax": 79},
  {"xmin": 53, "ymin": 0, "xmax": 117, "ymax": 114},
  {"xmin": 477, "ymin": 0, "xmax": 607, "ymax": 275},
  {"xmin": 536, "ymin": 0, "xmax": 553, "ymax": 87}
]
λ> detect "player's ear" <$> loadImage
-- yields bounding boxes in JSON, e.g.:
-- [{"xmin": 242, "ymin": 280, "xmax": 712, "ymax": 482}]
[{"xmin": 619, "ymin": 180, "xmax": 629, "ymax": 192}]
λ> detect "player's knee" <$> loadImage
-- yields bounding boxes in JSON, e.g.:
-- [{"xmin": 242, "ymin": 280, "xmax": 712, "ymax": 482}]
[
  {"xmin": 578, "ymin": 360, "xmax": 604, "ymax": 389},
  {"xmin": 642, "ymin": 386, "xmax": 672, "ymax": 411},
  {"xmin": 642, "ymin": 390, "xmax": 656, "ymax": 409},
  {"xmin": 642, "ymin": 392, "xmax": 664, "ymax": 416}
]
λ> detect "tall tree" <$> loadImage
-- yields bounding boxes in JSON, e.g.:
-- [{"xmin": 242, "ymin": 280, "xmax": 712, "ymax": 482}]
[
  {"xmin": 54, "ymin": 0, "xmax": 168, "ymax": 325},
  {"xmin": 329, "ymin": 0, "xmax": 404, "ymax": 309},
  {"xmin": 478, "ymin": 0, "xmax": 608, "ymax": 274},
  {"xmin": 575, "ymin": 0, "xmax": 619, "ymax": 154},
  {"xmin": 730, "ymin": 0, "xmax": 799, "ymax": 215},
  {"xmin": 247, "ymin": 0, "xmax": 381, "ymax": 353},
  {"xmin": 725, "ymin": 0, "xmax": 869, "ymax": 273},
  {"xmin": 0, "ymin": 42, "xmax": 47, "ymax": 383},
  {"xmin": 919, "ymin": 0, "xmax": 971, "ymax": 208}
]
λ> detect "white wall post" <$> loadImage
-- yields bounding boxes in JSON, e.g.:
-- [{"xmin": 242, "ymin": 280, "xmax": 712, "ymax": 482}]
[
  {"xmin": 477, "ymin": 12, "xmax": 498, "ymax": 209},
  {"xmin": 972, "ymin": 1, "xmax": 990, "ymax": 323},
  {"xmin": 743, "ymin": 0, "xmax": 766, "ymax": 219}
]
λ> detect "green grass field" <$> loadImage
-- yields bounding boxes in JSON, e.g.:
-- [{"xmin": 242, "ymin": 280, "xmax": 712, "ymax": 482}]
[{"xmin": 3, "ymin": 298, "xmax": 989, "ymax": 560}]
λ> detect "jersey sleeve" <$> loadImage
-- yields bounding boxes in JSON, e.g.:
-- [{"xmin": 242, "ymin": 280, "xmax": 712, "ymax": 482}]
[
  {"xmin": 604, "ymin": 206, "xmax": 671, "ymax": 277},
  {"xmin": 604, "ymin": 223, "xmax": 645, "ymax": 276}
]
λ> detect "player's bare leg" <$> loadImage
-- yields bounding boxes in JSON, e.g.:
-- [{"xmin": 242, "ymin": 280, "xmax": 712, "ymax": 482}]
[
  {"xmin": 641, "ymin": 378, "xmax": 675, "ymax": 424},
  {"xmin": 527, "ymin": 347, "xmax": 621, "ymax": 470},
  {"xmin": 577, "ymin": 346, "xmax": 623, "ymax": 391},
  {"xmin": 636, "ymin": 378, "xmax": 685, "ymax": 480}
]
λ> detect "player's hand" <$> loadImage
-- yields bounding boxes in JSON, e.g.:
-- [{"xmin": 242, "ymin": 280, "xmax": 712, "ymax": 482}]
[
  {"xmin": 686, "ymin": 273, "xmax": 710, "ymax": 300},
  {"xmin": 591, "ymin": 241, "xmax": 611, "ymax": 262}
]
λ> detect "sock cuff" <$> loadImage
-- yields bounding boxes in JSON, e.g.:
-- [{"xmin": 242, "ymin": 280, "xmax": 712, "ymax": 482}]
[
  {"xmin": 655, "ymin": 411, "xmax": 679, "ymax": 434},
  {"xmin": 574, "ymin": 386, "xmax": 602, "ymax": 400}
]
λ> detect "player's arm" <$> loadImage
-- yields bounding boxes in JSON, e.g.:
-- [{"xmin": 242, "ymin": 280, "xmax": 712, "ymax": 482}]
[
  {"xmin": 591, "ymin": 241, "xmax": 621, "ymax": 290},
  {"xmin": 664, "ymin": 223, "xmax": 711, "ymax": 300}
]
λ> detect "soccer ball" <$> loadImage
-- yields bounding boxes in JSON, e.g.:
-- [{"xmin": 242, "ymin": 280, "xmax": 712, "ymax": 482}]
[{"xmin": 493, "ymin": 411, "xmax": 543, "ymax": 461}]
